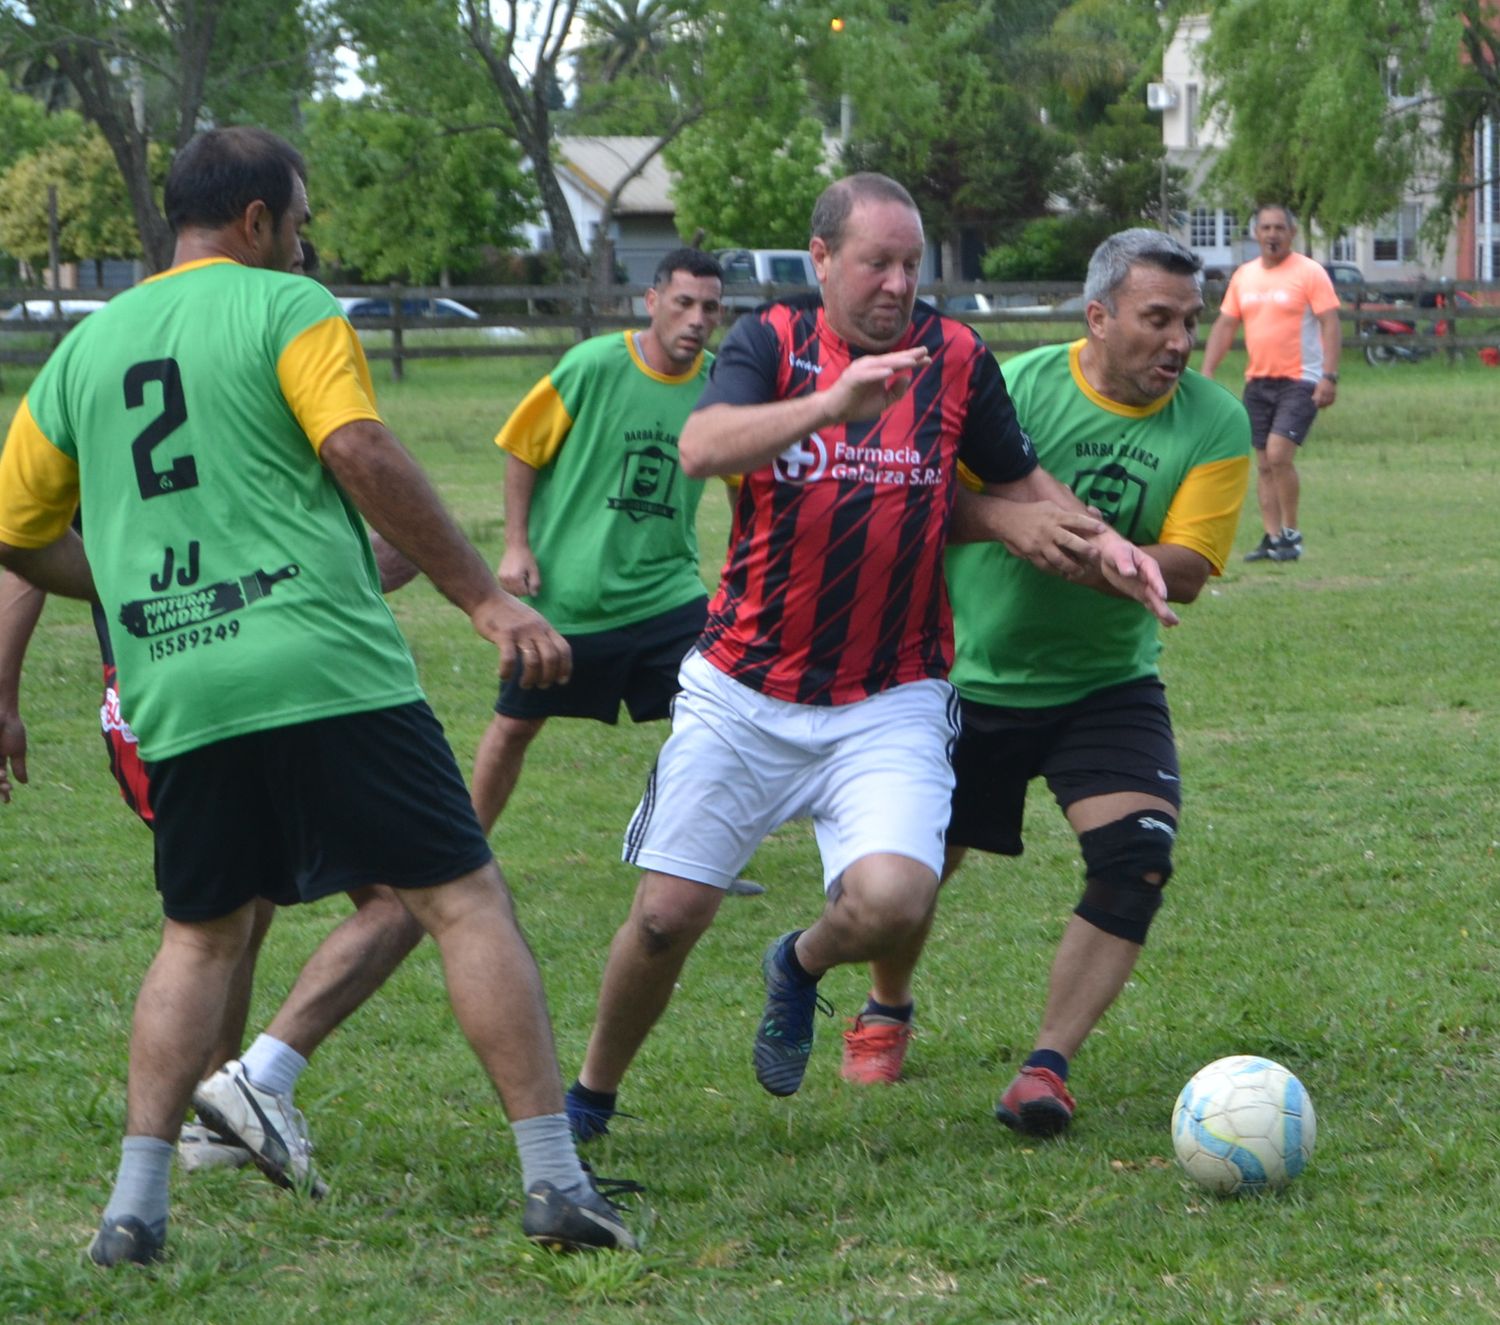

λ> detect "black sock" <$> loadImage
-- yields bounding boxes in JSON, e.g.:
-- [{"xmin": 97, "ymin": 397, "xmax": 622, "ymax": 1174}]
[
  {"xmin": 861, "ymin": 996, "xmax": 914, "ymax": 1022},
  {"xmin": 567, "ymin": 1080, "xmax": 617, "ymax": 1113},
  {"xmin": 1024, "ymin": 1049, "xmax": 1069, "ymax": 1081},
  {"xmin": 778, "ymin": 930, "xmax": 818, "ymax": 983}
]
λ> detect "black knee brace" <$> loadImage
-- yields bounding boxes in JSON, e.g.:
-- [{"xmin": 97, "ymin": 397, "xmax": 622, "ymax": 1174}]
[{"xmin": 1074, "ymin": 810, "xmax": 1177, "ymax": 945}]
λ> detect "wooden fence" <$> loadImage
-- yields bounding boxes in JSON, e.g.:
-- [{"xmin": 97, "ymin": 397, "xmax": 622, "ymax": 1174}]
[{"xmin": 7, "ymin": 278, "xmax": 1500, "ymax": 388}]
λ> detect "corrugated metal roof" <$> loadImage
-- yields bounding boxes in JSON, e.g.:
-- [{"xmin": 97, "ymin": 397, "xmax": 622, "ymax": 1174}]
[{"xmin": 553, "ymin": 136, "xmax": 676, "ymax": 214}]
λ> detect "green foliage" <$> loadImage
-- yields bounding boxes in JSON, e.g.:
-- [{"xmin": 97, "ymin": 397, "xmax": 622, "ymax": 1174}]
[
  {"xmin": 839, "ymin": 1, "xmax": 1066, "ymax": 249},
  {"xmin": 0, "ymin": 71, "xmax": 81, "ymax": 172},
  {"xmin": 1195, "ymin": 0, "xmax": 1492, "ymax": 243},
  {"xmin": 303, "ymin": 98, "xmax": 533, "ymax": 283},
  {"xmin": 1069, "ymin": 98, "xmax": 1187, "ymax": 224},
  {"xmin": 982, "ymin": 211, "xmax": 1118, "ymax": 280},
  {"xmin": 0, "ymin": 125, "xmax": 158, "ymax": 263}
]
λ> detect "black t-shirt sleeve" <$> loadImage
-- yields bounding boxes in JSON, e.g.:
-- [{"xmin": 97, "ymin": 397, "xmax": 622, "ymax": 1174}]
[
  {"xmin": 695, "ymin": 314, "xmax": 780, "ymax": 410},
  {"xmin": 957, "ymin": 348, "xmax": 1037, "ymax": 485}
]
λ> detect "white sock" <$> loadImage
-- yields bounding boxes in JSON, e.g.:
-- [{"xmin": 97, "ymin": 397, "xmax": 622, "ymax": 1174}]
[
  {"xmin": 511, "ymin": 1113, "xmax": 589, "ymax": 1197},
  {"xmin": 102, "ymin": 1135, "xmax": 173, "ymax": 1229},
  {"xmin": 240, "ymin": 1034, "xmax": 308, "ymax": 1099}
]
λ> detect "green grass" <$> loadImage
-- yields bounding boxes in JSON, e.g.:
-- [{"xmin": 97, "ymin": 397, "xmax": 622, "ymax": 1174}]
[{"xmin": 3, "ymin": 349, "xmax": 1500, "ymax": 1322}]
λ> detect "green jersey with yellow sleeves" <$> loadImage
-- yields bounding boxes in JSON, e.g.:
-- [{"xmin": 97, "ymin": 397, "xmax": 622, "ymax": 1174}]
[
  {"xmin": 947, "ymin": 341, "xmax": 1251, "ymax": 709},
  {"xmin": 497, "ymin": 330, "xmax": 712, "ymax": 634},
  {"xmin": 0, "ymin": 258, "xmax": 422, "ymax": 760}
]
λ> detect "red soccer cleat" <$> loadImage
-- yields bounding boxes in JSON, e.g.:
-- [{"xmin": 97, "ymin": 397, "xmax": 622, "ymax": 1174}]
[
  {"xmin": 840, "ymin": 1016, "xmax": 914, "ymax": 1085},
  {"xmin": 995, "ymin": 1065, "xmax": 1076, "ymax": 1137}
]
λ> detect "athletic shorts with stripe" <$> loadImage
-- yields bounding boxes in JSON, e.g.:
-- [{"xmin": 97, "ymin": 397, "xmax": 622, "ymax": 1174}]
[{"xmin": 624, "ymin": 650, "xmax": 958, "ymax": 890}]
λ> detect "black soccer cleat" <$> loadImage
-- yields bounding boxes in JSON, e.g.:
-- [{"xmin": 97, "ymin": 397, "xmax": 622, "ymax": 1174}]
[
  {"xmin": 88, "ymin": 1214, "xmax": 166, "ymax": 1267},
  {"xmin": 522, "ymin": 1170, "xmax": 642, "ymax": 1252}
]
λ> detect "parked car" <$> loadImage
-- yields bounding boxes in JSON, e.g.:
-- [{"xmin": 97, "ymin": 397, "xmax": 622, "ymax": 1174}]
[
  {"xmin": 936, "ymin": 292, "xmax": 994, "ymax": 316},
  {"xmin": 715, "ymin": 248, "xmax": 817, "ymax": 309},
  {"xmin": 338, "ymin": 295, "xmax": 522, "ymax": 338},
  {"xmin": 2, "ymin": 298, "xmax": 108, "ymax": 321},
  {"xmin": 1322, "ymin": 260, "xmax": 1371, "ymax": 304}
]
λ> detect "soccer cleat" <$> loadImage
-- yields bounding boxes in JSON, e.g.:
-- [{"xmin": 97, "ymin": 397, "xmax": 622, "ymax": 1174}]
[
  {"xmin": 177, "ymin": 1121, "xmax": 253, "ymax": 1174},
  {"xmin": 88, "ymin": 1214, "xmax": 165, "ymax": 1267},
  {"xmin": 192, "ymin": 1060, "xmax": 327, "ymax": 1199},
  {"xmin": 840, "ymin": 1016, "xmax": 914, "ymax": 1085},
  {"xmin": 1242, "ymin": 533, "xmax": 1279, "ymax": 562},
  {"xmin": 523, "ymin": 1170, "xmax": 643, "ymax": 1252},
  {"xmin": 753, "ymin": 931, "xmax": 833, "ymax": 1097},
  {"xmin": 995, "ymin": 1065, "xmax": 1077, "ymax": 1138},
  {"xmin": 1269, "ymin": 528, "xmax": 1303, "ymax": 561},
  {"xmin": 727, "ymin": 877, "xmax": 767, "ymax": 897}
]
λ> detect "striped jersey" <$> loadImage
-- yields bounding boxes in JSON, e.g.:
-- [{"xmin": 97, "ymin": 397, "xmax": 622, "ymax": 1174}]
[{"xmin": 694, "ymin": 295, "xmax": 1036, "ymax": 705}]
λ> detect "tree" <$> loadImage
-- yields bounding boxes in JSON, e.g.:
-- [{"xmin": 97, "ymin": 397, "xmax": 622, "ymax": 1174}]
[
  {"xmin": 1, "ymin": 2, "xmax": 335, "ymax": 271},
  {"xmin": 1194, "ymin": 0, "xmax": 1500, "ymax": 246},
  {"xmin": 838, "ymin": 1, "xmax": 1067, "ymax": 275},
  {"xmin": 0, "ymin": 126, "xmax": 154, "ymax": 272},
  {"xmin": 304, "ymin": 98, "xmax": 533, "ymax": 282},
  {"xmin": 0, "ymin": 70, "xmax": 82, "ymax": 172}
]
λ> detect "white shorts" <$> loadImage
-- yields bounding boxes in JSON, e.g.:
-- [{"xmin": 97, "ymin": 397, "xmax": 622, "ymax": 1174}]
[{"xmin": 623, "ymin": 651, "xmax": 958, "ymax": 891}]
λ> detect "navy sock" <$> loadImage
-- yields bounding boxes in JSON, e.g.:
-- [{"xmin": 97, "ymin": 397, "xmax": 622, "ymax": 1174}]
[
  {"xmin": 567, "ymin": 1081, "xmax": 617, "ymax": 1113},
  {"xmin": 861, "ymin": 997, "xmax": 914, "ymax": 1022},
  {"xmin": 1025, "ymin": 1049, "xmax": 1069, "ymax": 1081},
  {"xmin": 778, "ymin": 930, "xmax": 818, "ymax": 983}
]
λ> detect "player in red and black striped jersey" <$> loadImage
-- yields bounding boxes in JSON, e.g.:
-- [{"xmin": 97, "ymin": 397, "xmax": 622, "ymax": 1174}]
[
  {"xmin": 695, "ymin": 291, "xmax": 1031, "ymax": 704},
  {"xmin": 565, "ymin": 174, "xmax": 1177, "ymax": 1136}
]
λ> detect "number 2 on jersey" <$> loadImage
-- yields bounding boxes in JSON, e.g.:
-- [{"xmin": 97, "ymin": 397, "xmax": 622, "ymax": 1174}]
[{"xmin": 125, "ymin": 358, "xmax": 197, "ymax": 500}]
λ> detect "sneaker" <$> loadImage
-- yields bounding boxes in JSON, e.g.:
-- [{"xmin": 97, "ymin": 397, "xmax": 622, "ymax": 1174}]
[
  {"xmin": 753, "ymin": 931, "xmax": 833, "ymax": 1097},
  {"xmin": 1268, "ymin": 528, "xmax": 1303, "ymax": 561},
  {"xmin": 840, "ymin": 1016, "xmax": 913, "ymax": 1085},
  {"xmin": 565, "ymin": 1083, "xmax": 623, "ymax": 1143},
  {"xmin": 1243, "ymin": 533, "xmax": 1279, "ymax": 562},
  {"xmin": 192, "ymin": 1060, "xmax": 327, "ymax": 1199},
  {"xmin": 88, "ymin": 1214, "xmax": 165, "ymax": 1267},
  {"xmin": 523, "ymin": 1170, "xmax": 643, "ymax": 1252},
  {"xmin": 177, "ymin": 1121, "xmax": 253, "ymax": 1173},
  {"xmin": 995, "ymin": 1065, "xmax": 1077, "ymax": 1137}
]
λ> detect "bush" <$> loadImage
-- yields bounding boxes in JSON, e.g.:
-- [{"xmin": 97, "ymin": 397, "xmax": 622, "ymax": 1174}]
[{"xmin": 982, "ymin": 213, "xmax": 1117, "ymax": 282}]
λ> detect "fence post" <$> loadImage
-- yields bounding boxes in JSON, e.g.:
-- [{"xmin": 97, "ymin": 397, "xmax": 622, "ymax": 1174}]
[{"xmin": 389, "ymin": 281, "xmax": 404, "ymax": 382}]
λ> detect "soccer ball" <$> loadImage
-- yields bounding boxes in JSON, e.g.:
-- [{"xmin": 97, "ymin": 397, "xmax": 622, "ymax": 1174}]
[{"xmin": 1171, "ymin": 1055, "xmax": 1316, "ymax": 1195}]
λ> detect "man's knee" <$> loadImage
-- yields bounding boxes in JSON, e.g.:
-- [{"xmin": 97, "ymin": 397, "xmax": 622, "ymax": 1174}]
[
  {"xmin": 488, "ymin": 713, "xmax": 545, "ymax": 754},
  {"xmin": 347, "ymin": 883, "xmax": 426, "ymax": 951},
  {"xmin": 161, "ymin": 902, "xmax": 262, "ymax": 963},
  {"xmin": 628, "ymin": 874, "xmax": 721, "ymax": 956},
  {"xmin": 1074, "ymin": 811, "xmax": 1177, "ymax": 945},
  {"xmin": 397, "ymin": 861, "xmax": 511, "ymax": 935},
  {"xmin": 835, "ymin": 855, "xmax": 940, "ymax": 936}
]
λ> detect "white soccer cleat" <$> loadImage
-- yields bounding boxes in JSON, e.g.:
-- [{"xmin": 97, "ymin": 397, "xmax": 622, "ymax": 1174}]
[
  {"xmin": 177, "ymin": 1120, "xmax": 253, "ymax": 1173},
  {"xmin": 192, "ymin": 1060, "xmax": 328, "ymax": 1199}
]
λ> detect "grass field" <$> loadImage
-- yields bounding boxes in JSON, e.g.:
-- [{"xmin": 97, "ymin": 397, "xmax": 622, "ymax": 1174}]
[{"xmin": 1, "ymin": 345, "xmax": 1498, "ymax": 1323}]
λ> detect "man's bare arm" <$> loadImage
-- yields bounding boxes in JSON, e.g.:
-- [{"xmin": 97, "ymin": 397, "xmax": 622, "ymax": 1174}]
[
  {"xmin": 0, "ymin": 570, "xmax": 46, "ymax": 803},
  {"xmin": 679, "ymin": 347, "xmax": 930, "ymax": 478}
]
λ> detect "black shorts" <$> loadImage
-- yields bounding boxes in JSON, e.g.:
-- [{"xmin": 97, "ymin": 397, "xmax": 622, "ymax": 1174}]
[
  {"xmin": 1243, "ymin": 377, "xmax": 1318, "ymax": 448},
  {"xmin": 496, "ymin": 596, "xmax": 707, "ymax": 724},
  {"xmin": 947, "ymin": 678, "xmax": 1180, "ymax": 857},
  {"xmin": 148, "ymin": 700, "xmax": 493, "ymax": 921}
]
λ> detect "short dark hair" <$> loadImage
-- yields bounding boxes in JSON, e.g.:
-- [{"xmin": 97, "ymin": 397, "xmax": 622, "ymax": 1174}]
[
  {"xmin": 165, "ymin": 126, "xmax": 307, "ymax": 233},
  {"xmin": 653, "ymin": 247, "xmax": 722, "ymax": 286},
  {"xmin": 810, "ymin": 173, "xmax": 918, "ymax": 252},
  {"xmin": 297, "ymin": 237, "xmax": 319, "ymax": 276}
]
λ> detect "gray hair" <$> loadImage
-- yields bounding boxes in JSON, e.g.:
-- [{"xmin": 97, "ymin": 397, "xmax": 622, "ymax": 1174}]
[
  {"xmin": 1252, "ymin": 203, "xmax": 1297, "ymax": 231},
  {"xmin": 1084, "ymin": 228, "xmax": 1204, "ymax": 313}
]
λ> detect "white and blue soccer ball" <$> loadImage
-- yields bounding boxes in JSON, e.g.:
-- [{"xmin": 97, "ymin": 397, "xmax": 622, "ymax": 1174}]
[{"xmin": 1171, "ymin": 1055, "xmax": 1316, "ymax": 1195}]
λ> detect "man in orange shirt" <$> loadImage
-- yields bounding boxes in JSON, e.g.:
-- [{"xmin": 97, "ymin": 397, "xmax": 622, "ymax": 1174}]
[{"xmin": 1201, "ymin": 205, "xmax": 1341, "ymax": 562}]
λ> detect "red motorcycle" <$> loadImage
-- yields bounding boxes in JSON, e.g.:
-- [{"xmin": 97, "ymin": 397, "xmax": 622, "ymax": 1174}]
[{"xmin": 1361, "ymin": 289, "xmax": 1496, "ymax": 365}]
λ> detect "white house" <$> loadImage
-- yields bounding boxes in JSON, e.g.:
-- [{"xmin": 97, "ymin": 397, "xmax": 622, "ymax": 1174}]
[
  {"xmin": 1154, "ymin": 15, "xmax": 1459, "ymax": 282},
  {"xmin": 520, "ymin": 136, "xmax": 683, "ymax": 284}
]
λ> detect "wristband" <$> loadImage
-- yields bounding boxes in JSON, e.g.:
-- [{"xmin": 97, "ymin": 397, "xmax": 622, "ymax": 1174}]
[{"xmin": 1321, "ymin": 373, "xmax": 1339, "ymax": 383}]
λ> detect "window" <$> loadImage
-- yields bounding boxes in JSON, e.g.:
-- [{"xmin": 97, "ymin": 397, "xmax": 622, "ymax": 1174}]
[
  {"xmin": 768, "ymin": 256, "xmax": 811, "ymax": 285},
  {"xmin": 1373, "ymin": 204, "xmax": 1421, "ymax": 263},
  {"xmin": 1185, "ymin": 82, "xmax": 1200, "ymax": 149},
  {"xmin": 1190, "ymin": 208, "xmax": 1216, "ymax": 247},
  {"xmin": 1329, "ymin": 233, "xmax": 1357, "ymax": 263},
  {"xmin": 1188, "ymin": 208, "xmax": 1238, "ymax": 249}
]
